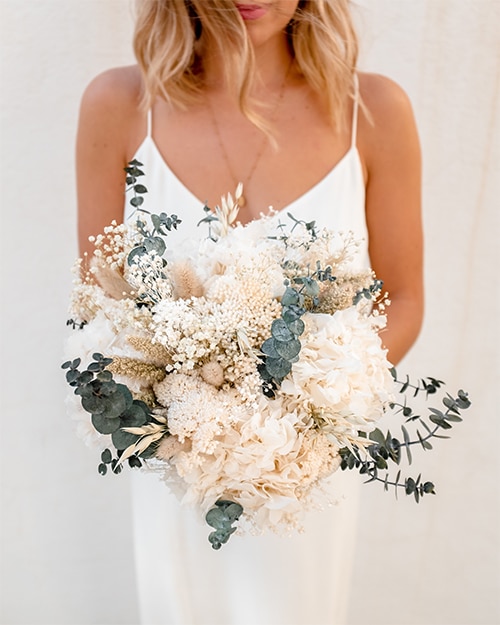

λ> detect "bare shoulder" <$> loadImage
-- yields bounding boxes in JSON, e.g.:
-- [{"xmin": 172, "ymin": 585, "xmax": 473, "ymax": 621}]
[
  {"xmin": 356, "ymin": 72, "xmax": 420, "ymax": 169},
  {"xmin": 78, "ymin": 65, "xmax": 144, "ymax": 155},
  {"xmin": 358, "ymin": 72, "xmax": 415, "ymax": 124},
  {"xmin": 81, "ymin": 65, "xmax": 142, "ymax": 114}
]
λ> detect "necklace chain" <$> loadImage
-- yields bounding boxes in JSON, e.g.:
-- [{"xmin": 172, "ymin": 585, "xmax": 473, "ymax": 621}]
[{"xmin": 208, "ymin": 63, "xmax": 293, "ymax": 208}]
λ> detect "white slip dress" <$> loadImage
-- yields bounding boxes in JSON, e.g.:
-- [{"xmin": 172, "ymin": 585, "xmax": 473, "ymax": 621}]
[{"xmin": 125, "ymin": 85, "xmax": 369, "ymax": 625}]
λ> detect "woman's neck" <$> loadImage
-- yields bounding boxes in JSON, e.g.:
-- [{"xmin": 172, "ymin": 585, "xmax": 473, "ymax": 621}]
[{"xmin": 203, "ymin": 34, "xmax": 294, "ymax": 96}]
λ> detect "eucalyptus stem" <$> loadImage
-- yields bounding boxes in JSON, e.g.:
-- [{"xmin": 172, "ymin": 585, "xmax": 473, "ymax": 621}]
[{"xmin": 340, "ymin": 372, "xmax": 471, "ymax": 502}]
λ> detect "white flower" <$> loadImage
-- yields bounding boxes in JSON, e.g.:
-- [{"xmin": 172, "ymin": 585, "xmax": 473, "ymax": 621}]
[{"xmin": 280, "ymin": 308, "xmax": 394, "ymax": 448}]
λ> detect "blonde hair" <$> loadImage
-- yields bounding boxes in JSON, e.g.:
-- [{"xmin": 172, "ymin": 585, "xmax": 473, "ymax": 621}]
[{"xmin": 133, "ymin": 0, "xmax": 359, "ymax": 130}]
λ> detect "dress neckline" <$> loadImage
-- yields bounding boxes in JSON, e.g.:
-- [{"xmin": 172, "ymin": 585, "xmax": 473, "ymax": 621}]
[{"xmin": 136, "ymin": 136, "xmax": 363, "ymax": 221}]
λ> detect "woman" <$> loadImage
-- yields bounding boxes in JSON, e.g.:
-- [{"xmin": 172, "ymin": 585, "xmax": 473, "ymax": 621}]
[{"xmin": 76, "ymin": 1, "xmax": 423, "ymax": 623}]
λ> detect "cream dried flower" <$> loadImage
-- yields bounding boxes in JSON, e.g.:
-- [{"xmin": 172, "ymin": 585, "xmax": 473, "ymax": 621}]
[
  {"xmin": 107, "ymin": 356, "xmax": 166, "ymax": 385},
  {"xmin": 155, "ymin": 435, "xmax": 189, "ymax": 461},
  {"xmin": 170, "ymin": 259, "xmax": 204, "ymax": 299},
  {"xmin": 127, "ymin": 335, "xmax": 172, "ymax": 367},
  {"xmin": 200, "ymin": 360, "xmax": 225, "ymax": 387},
  {"xmin": 90, "ymin": 256, "xmax": 135, "ymax": 300}
]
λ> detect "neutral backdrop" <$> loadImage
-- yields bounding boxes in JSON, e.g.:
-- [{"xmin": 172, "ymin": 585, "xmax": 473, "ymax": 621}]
[{"xmin": 0, "ymin": 1, "xmax": 498, "ymax": 624}]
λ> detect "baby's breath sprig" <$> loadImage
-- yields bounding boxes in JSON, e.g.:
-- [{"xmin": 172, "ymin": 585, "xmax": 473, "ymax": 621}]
[{"xmin": 339, "ymin": 372, "xmax": 471, "ymax": 501}]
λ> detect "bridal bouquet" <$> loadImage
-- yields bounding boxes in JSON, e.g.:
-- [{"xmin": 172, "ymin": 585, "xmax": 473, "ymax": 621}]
[{"xmin": 63, "ymin": 161, "xmax": 470, "ymax": 548}]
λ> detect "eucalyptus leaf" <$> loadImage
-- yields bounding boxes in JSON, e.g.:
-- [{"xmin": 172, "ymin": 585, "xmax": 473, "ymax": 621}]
[
  {"xmin": 205, "ymin": 507, "xmax": 226, "ymax": 530},
  {"xmin": 101, "ymin": 449, "xmax": 112, "ymax": 464},
  {"xmin": 65, "ymin": 370, "xmax": 79, "ymax": 384},
  {"xmin": 265, "ymin": 357, "xmax": 292, "ymax": 379},
  {"xmin": 128, "ymin": 246, "xmax": 146, "ymax": 266},
  {"xmin": 91, "ymin": 412, "xmax": 121, "ymax": 435},
  {"xmin": 121, "ymin": 401, "xmax": 150, "ymax": 428},
  {"xmin": 287, "ymin": 319, "xmax": 305, "ymax": 336},
  {"xmin": 282, "ymin": 307, "xmax": 303, "ymax": 324},
  {"xmin": 261, "ymin": 338, "xmax": 280, "ymax": 359},
  {"xmin": 369, "ymin": 428, "xmax": 386, "ymax": 446},
  {"xmin": 271, "ymin": 319, "xmax": 294, "ymax": 342},
  {"xmin": 96, "ymin": 370, "xmax": 113, "ymax": 382},
  {"xmin": 111, "ymin": 428, "xmax": 139, "ymax": 451},
  {"xmin": 274, "ymin": 338, "xmax": 301, "ymax": 360},
  {"xmin": 81, "ymin": 394, "xmax": 107, "ymax": 415},
  {"xmin": 98, "ymin": 380, "xmax": 118, "ymax": 397},
  {"xmin": 98, "ymin": 391, "xmax": 130, "ymax": 420},
  {"xmin": 281, "ymin": 287, "xmax": 300, "ymax": 306}
]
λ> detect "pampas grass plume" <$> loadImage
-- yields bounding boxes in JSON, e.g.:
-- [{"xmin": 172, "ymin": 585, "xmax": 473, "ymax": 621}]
[
  {"xmin": 171, "ymin": 260, "xmax": 204, "ymax": 299},
  {"xmin": 200, "ymin": 360, "xmax": 225, "ymax": 388},
  {"xmin": 90, "ymin": 257, "xmax": 134, "ymax": 300}
]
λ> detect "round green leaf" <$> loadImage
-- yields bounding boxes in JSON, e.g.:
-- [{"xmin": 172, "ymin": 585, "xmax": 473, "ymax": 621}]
[
  {"xmin": 225, "ymin": 502, "xmax": 243, "ymax": 522},
  {"xmin": 281, "ymin": 287, "xmax": 300, "ymax": 306},
  {"xmin": 98, "ymin": 380, "xmax": 117, "ymax": 397},
  {"xmin": 98, "ymin": 463, "xmax": 107, "ymax": 476},
  {"xmin": 111, "ymin": 428, "xmax": 139, "ymax": 451},
  {"xmin": 121, "ymin": 402, "xmax": 149, "ymax": 428},
  {"xmin": 261, "ymin": 338, "xmax": 280, "ymax": 359},
  {"xmin": 81, "ymin": 394, "xmax": 107, "ymax": 415},
  {"xmin": 271, "ymin": 319, "xmax": 294, "ymax": 342},
  {"xmin": 287, "ymin": 318, "xmax": 305, "ymax": 336},
  {"xmin": 101, "ymin": 449, "xmax": 112, "ymax": 464},
  {"xmin": 96, "ymin": 370, "xmax": 113, "ymax": 382},
  {"xmin": 282, "ymin": 306, "xmax": 303, "ymax": 324},
  {"xmin": 128, "ymin": 246, "xmax": 146, "ymax": 266},
  {"xmin": 265, "ymin": 357, "xmax": 292, "ymax": 379},
  {"xmin": 92, "ymin": 412, "xmax": 120, "ymax": 435},
  {"xmin": 144, "ymin": 236, "xmax": 166, "ymax": 256},
  {"xmin": 274, "ymin": 339, "xmax": 301, "ymax": 360},
  {"xmin": 205, "ymin": 507, "xmax": 226, "ymax": 530}
]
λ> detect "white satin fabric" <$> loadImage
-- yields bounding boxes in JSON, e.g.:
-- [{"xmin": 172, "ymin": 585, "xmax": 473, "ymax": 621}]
[{"xmin": 124, "ymin": 92, "xmax": 369, "ymax": 625}]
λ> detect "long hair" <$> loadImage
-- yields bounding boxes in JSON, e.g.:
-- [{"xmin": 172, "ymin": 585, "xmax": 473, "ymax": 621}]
[{"xmin": 133, "ymin": 0, "xmax": 359, "ymax": 130}]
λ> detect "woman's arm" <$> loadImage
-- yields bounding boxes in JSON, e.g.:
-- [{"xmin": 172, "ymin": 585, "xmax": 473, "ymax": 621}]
[
  {"xmin": 359, "ymin": 73, "xmax": 424, "ymax": 365},
  {"xmin": 76, "ymin": 66, "xmax": 143, "ymax": 260}
]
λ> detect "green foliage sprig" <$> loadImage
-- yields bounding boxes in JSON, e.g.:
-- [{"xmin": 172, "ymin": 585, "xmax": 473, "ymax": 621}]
[
  {"xmin": 197, "ymin": 203, "xmax": 220, "ymax": 241},
  {"xmin": 353, "ymin": 278, "xmax": 384, "ymax": 305},
  {"xmin": 205, "ymin": 500, "xmax": 244, "ymax": 550},
  {"xmin": 258, "ymin": 263, "xmax": 336, "ymax": 396},
  {"xmin": 259, "ymin": 213, "xmax": 384, "ymax": 396},
  {"xmin": 270, "ymin": 212, "xmax": 319, "ymax": 247},
  {"xmin": 125, "ymin": 159, "xmax": 182, "ymax": 268},
  {"xmin": 125, "ymin": 159, "xmax": 148, "ymax": 209},
  {"xmin": 61, "ymin": 353, "xmax": 157, "ymax": 475},
  {"xmin": 339, "ymin": 370, "xmax": 471, "ymax": 501}
]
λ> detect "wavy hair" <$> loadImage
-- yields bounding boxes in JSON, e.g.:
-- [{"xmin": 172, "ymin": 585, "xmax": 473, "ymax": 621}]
[{"xmin": 133, "ymin": 0, "xmax": 359, "ymax": 130}]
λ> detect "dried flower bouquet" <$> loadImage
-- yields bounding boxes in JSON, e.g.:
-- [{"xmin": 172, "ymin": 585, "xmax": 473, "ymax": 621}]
[{"xmin": 63, "ymin": 161, "xmax": 470, "ymax": 549}]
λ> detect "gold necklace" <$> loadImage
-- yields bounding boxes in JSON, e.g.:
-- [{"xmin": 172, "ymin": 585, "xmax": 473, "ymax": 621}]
[{"xmin": 207, "ymin": 63, "xmax": 292, "ymax": 208}]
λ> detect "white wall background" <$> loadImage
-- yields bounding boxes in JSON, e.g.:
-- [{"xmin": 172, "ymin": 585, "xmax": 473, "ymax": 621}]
[{"xmin": 0, "ymin": 1, "xmax": 498, "ymax": 625}]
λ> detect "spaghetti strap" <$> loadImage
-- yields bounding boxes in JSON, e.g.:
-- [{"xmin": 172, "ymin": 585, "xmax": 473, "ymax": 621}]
[
  {"xmin": 351, "ymin": 74, "xmax": 359, "ymax": 149},
  {"xmin": 146, "ymin": 108, "xmax": 152, "ymax": 138}
]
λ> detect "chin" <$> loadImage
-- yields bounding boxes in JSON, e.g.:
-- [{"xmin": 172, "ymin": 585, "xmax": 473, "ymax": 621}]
[{"xmin": 235, "ymin": 1, "xmax": 299, "ymax": 46}]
